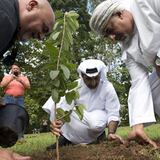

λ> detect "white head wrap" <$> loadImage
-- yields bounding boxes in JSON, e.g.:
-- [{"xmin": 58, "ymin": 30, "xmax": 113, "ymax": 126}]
[
  {"xmin": 77, "ymin": 59, "xmax": 108, "ymax": 81},
  {"xmin": 89, "ymin": 0, "xmax": 128, "ymax": 36}
]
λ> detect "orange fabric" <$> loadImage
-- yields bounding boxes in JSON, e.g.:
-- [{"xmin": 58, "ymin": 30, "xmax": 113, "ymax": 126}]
[{"xmin": 3, "ymin": 75, "xmax": 27, "ymax": 96}]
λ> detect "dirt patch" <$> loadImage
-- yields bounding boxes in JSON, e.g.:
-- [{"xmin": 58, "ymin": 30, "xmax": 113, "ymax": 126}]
[{"xmin": 31, "ymin": 140, "xmax": 160, "ymax": 160}]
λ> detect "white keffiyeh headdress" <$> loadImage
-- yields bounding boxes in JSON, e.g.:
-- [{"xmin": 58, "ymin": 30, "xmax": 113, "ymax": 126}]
[{"xmin": 77, "ymin": 59, "xmax": 108, "ymax": 82}]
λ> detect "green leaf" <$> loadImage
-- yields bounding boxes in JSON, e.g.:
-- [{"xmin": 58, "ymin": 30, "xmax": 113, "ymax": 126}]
[
  {"xmin": 67, "ymin": 16, "xmax": 79, "ymax": 32},
  {"xmin": 63, "ymin": 111, "xmax": 72, "ymax": 122},
  {"xmin": 57, "ymin": 110, "xmax": 72, "ymax": 123},
  {"xmin": 66, "ymin": 11, "xmax": 79, "ymax": 19},
  {"xmin": 50, "ymin": 70, "xmax": 59, "ymax": 80},
  {"xmin": 63, "ymin": 36, "xmax": 70, "ymax": 51},
  {"xmin": 52, "ymin": 32, "xmax": 60, "ymax": 40},
  {"xmin": 63, "ymin": 115, "xmax": 70, "ymax": 123},
  {"xmin": 53, "ymin": 80, "xmax": 60, "ymax": 87},
  {"xmin": 52, "ymin": 89, "xmax": 59, "ymax": 103},
  {"xmin": 53, "ymin": 20, "xmax": 63, "ymax": 30},
  {"xmin": 56, "ymin": 108, "xmax": 65, "ymax": 120},
  {"xmin": 51, "ymin": 22, "xmax": 59, "ymax": 30},
  {"xmin": 45, "ymin": 41, "xmax": 59, "ymax": 60},
  {"xmin": 65, "ymin": 26, "xmax": 73, "ymax": 44},
  {"xmin": 67, "ymin": 81, "xmax": 78, "ymax": 90},
  {"xmin": 74, "ymin": 104, "xmax": 85, "ymax": 121},
  {"xmin": 60, "ymin": 64, "xmax": 70, "ymax": 79},
  {"xmin": 75, "ymin": 91, "xmax": 80, "ymax": 99},
  {"xmin": 65, "ymin": 90, "xmax": 76, "ymax": 105}
]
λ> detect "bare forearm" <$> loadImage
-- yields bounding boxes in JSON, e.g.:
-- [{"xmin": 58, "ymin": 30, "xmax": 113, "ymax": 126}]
[{"xmin": 108, "ymin": 121, "xmax": 119, "ymax": 134}]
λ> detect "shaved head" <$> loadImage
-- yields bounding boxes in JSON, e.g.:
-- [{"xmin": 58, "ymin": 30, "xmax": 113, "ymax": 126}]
[{"xmin": 18, "ymin": 0, "xmax": 55, "ymax": 40}]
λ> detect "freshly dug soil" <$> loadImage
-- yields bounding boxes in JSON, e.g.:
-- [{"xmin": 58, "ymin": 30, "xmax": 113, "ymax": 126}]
[{"xmin": 31, "ymin": 140, "xmax": 160, "ymax": 160}]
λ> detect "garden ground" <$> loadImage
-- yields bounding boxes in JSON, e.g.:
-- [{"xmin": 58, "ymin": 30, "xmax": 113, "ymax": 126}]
[
  {"xmin": 11, "ymin": 124, "xmax": 160, "ymax": 160},
  {"xmin": 31, "ymin": 140, "xmax": 160, "ymax": 160}
]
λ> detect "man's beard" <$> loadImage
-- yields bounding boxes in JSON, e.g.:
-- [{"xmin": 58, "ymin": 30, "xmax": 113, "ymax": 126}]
[
  {"xmin": 13, "ymin": 71, "xmax": 19, "ymax": 76},
  {"xmin": 115, "ymin": 33, "xmax": 130, "ymax": 43}
]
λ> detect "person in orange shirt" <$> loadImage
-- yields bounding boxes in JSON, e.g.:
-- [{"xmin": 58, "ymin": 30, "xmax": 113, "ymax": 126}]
[{"xmin": 0, "ymin": 64, "xmax": 30, "ymax": 107}]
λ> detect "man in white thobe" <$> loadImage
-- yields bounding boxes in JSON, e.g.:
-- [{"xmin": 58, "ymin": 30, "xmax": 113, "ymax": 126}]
[
  {"xmin": 90, "ymin": 0, "xmax": 160, "ymax": 148},
  {"xmin": 43, "ymin": 59, "xmax": 123, "ymax": 150}
]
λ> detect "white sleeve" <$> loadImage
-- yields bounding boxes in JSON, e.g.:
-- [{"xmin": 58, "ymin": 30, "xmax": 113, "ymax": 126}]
[
  {"xmin": 126, "ymin": 56, "xmax": 156, "ymax": 126},
  {"xmin": 132, "ymin": 0, "xmax": 160, "ymax": 59},
  {"xmin": 42, "ymin": 96, "xmax": 56, "ymax": 121},
  {"xmin": 105, "ymin": 82, "xmax": 120, "ymax": 125}
]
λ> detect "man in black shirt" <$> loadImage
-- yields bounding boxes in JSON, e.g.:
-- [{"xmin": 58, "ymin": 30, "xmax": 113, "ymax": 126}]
[
  {"xmin": 0, "ymin": 0, "xmax": 55, "ymax": 61},
  {"xmin": 0, "ymin": 0, "xmax": 55, "ymax": 159}
]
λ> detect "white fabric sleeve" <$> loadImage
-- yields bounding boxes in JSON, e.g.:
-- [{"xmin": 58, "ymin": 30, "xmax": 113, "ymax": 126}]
[
  {"xmin": 42, "ymin": 96, "xmax": 56, "ymax": 121},
  {"xmin": 126, "ymin": 56, "xmax": 156, "ymax": 126},
  {"xmin": 105, "ymin": 82, "xmax": 120, "ymax": 125},
  {"xmin": 131, "ymin": 0, "xmax": 160, "ymax": 61}
]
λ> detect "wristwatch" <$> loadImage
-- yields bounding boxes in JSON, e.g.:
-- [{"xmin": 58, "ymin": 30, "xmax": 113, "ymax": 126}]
[{"xmin": 155, "ymin": 57, "xmax": 160, "ymax": 66}]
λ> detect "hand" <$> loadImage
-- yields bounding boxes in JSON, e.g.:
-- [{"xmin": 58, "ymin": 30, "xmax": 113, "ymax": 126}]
[
  {"xmin": 12, "ymin": 74, "xmax": 17, "ymax": 79},
  {"xmin": 107, "ymin": 133, "xmax": 125, "ymax": 144},
  {"xmin": 0, "ymin": 149, "xmax": 31, "ymax": 160},
  {"xmin": 127, "ymin": 124, "xmax": 158, "ymax": 149},
  {"xmin": 16, "ymin": 78, "xmax": 23, "ymax": 83},
  {"xmin": 50, "ymin": 120, "xmax": 63, "ymax": 137},
  {"xmin": 16, "ymin": 77, "xmax": 24, "ymax": 86}
]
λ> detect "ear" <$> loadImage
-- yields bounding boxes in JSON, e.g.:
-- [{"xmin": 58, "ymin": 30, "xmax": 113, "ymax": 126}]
[{"xmin": 26, "ymin": 0, "xmax": 38, "ymax": 11}]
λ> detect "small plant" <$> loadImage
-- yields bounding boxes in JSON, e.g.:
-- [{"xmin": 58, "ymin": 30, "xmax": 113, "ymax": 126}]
[{"xmin": 44, "ymin": 11, "xmax": 84, "ymax": 160}]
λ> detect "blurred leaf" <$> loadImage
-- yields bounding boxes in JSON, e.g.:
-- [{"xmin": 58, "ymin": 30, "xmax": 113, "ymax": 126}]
[
  {"xmin": 57, "ymin": 109, "xmax": 72, "ymax": 123},
  {"xmin": 56, "ymin": 108, "xmax": 65, "ymax": 120},
  {"xmin": 75, "ymin": 90, "xmax": 80, "ymax": 99},
  {"xmin": 53, "ymin": 80, "xmax": 60, "ymax": 87},
  {"xmin": 50, "ymin": 70, "xmax": 59, "ymax": 80},
  {"xmin": 52, "ymin": 89, "xmax": 59, "ymax": 103},
  {"xmin": 74, "ymin": 104, "xmax": 85, "ymax": 120},
  {"xmin": 66, "ymin": 11, "xmax": 79, "ymax": 19},
  {"xmin": 52, "ymin": 32, "xmax": 60, "ymax": 40},
  {"xmin": 63, "ymin": 111, "xmax": 72, "ymax": 122},
  {"xmin": 60, "ymin": 64, "xmax": 70, "ymax": 79},
  {"xmin": 67, "ymin": 81, "xmax": 78, "ymax": 90},
  {"xmin": 62, "ymin": 11, "xmax": 79, "ymax": 51},
  {"xmin": 65, "ymin": 90, "xmax": 76, "ymax": 105}
]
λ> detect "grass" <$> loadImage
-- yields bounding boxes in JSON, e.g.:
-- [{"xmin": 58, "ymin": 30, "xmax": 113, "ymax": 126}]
[
  {"xmin": 11, "ymin": 132, "xmax": 55, "ymax": 155},
  {"xmin": 117, "ymin": 123, "xmax": 160, "ymax": 140},
  {"xmin": 9, "ymin": 124, "xmax": 160, "ymax": 155},
  {"xmin": 144, "ymin": 124, "xmax": 160, "ymax": 140}
]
